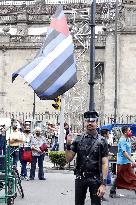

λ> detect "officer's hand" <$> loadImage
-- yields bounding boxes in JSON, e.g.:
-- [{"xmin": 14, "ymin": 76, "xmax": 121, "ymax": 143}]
[
  {"xmin": 67, "ymin": 134, "xmax": 73, "ymax": 145},
  {"xmin": 109, "ymin": 152, "xmax": 114, "ymax": 156},
  {"xmin": 97, "ymin": 185, "xmax": 106, "ymax": 198}
]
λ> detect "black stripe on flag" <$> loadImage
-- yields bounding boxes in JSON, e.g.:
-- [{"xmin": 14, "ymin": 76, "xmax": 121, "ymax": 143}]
[
  {"xmin": 35, "ymin": 54, "xmax": 74, "ymax": 95},
  {"xmin": 39, "ymin": 73, "xmax": 77, "ymax": 100}
]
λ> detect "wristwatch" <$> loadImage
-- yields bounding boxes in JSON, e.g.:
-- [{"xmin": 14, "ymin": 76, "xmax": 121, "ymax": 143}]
[{"xmin": 101, "ymin": 178, "xmax": 107, "ymax": 186}]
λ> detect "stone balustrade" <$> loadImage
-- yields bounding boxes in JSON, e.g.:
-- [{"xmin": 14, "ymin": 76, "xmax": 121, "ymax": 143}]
[
  {"xmin": 0, "ymin": 13, "xmax": 113, "ymax": 24},
  {"xmin": 0, "ymin": 3, "xmax": 88, "ymax": 15},
  {"xmin": 0, "ymin": 33, "xmax": 106, "ymax": 49}
]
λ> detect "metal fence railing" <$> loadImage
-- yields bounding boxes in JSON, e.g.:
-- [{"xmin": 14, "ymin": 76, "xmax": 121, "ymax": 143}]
[{"xmin": 0, "ymin": 111, "xmax": 136, "ymax": 133}]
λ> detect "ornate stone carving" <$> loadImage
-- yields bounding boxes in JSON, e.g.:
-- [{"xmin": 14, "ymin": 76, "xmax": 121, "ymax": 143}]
[
  {"xmin": 10, "ymin": 35, "xmax": 43, "ymax": 44},
  {"xmin": 17, "ymin": 12, "xmax": 27, "ymax": 22},
  {"xmin": 0, "ymin": 33, "xmax": 106, "ymax": 49},
  {"xmin": 0, "ymin": 3, "xmax": 87, "ymax": 15},
  {"xmin": 123, "ymin": 0, "xmax": 136, "ymax": 4},
  {"xmin": 2, "ymin": 25, "xmax": 10, "ymax": 34},
  {"xmin": 16, "ymin": 23, "xmax": 28, "ymax": 36},
  {"xmin": 105, "ymin": 1, "xmax": 136, "ymax": 33},
  {"xmin": 0, "ymin": 14, "xmax": 17, "ymax": 24},
  {"xmin": 28, "ymin": 14, "xmax": 49, "ymax": 23},
  {"xmin": 0, "ymin": 1, "xmax": 128, "ymax": 27},
  {"xmin": 125, "ymin": 7, "xmax": 136, "ymax": 26},
  {"xmin": 120, "ymin": 5, "xmax": 136, "ymax": 31}
]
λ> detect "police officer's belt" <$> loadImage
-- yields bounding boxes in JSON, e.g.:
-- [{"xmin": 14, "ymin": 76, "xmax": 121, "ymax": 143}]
[{"xmin": 81, "ymin": 172, "xmax": 100, "ymax": 178}]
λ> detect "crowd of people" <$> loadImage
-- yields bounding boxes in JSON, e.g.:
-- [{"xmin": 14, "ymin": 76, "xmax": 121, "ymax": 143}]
[
  {"xmin": 0, "ymin": 119, "xmax": 72, "ymax": 181},
  {"xmin": 0, "ymin": 121, "xmax": 49, "ymax": 181},
  {"xmin": 1, "ymin": 113, "xmax": 136, "ymax": 205}
]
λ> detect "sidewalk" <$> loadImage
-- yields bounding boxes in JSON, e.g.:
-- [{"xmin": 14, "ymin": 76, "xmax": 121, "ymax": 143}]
[
  {"xmin": 15, "ymin": 156, "xmax": 136, "ymax": 205},
  {"xmin": 15, "ymin": 172, "xmax": 136, "ymax": 205},
  {"xmin": 25, "ymin": 155, "xmax": 74, "ymax": 174}
]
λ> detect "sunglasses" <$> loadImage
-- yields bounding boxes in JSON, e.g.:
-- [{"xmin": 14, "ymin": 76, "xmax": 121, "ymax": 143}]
[{"xmin": 85, "ymin": 118, "xmax": 97, "ymax": 123}]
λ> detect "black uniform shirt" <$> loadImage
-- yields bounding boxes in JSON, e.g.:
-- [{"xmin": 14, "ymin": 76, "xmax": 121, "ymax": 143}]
[{"xmin": 71, "ymin": 132, "xmax": 108, "ymax": 174}]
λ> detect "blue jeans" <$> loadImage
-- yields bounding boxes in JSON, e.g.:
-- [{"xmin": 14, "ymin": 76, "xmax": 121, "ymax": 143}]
[
  {"xmin": 20, "ymin": 160, "xmax": 27, "ymax": 177},
  {"xmin": 19, "ymin": 148, "xmax": 27, "ymax": 177},
  {"xmin": 0, "ymin": 135, "xmax": 6, "ymax": 155},
  {"xmin": 10, "ymin": 146, "xmax": 19, "ymax": 166},
  {"xmin": 107, "ymin": 162, "xmax": 111, "ymax": 184},
  {"xmin": 30, "ymin": 155, "xmax": 44, "ymax": 179}
]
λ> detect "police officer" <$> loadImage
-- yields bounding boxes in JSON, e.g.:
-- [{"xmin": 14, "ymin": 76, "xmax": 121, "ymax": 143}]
[{"xmin": 65, "ymin": 111, "xmax": 109, "ymax": 205}]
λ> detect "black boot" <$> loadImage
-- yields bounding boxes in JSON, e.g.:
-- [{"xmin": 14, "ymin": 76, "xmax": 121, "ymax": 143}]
[
  {"xmin": 102, "ymin": 197, "xmax": 109, "ymax": 201},
  {"xmin": 109, "ymin": 178, "xmax": 117, "ymax": 198},
  {"xmin": 109, "ymin": 190, "xmax": 116, "ymax": 198}
]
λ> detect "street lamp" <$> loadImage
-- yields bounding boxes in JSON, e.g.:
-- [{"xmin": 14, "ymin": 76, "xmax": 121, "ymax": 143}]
[
  {"xmin": 89, "ymin": 0, "xmax": 96, "ymax": 111},
  {"xmin": 114, "ymin": 0, "xmax": 118, "ymax": 123},
  {"xmin": 32, "ymin": 91, "xmax": 36, "ymax": 120}
]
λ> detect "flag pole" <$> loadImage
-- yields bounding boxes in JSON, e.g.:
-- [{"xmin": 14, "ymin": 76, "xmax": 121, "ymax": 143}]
[
  {"xmin": 32, "ymin": 91, "xmax": 36, "ymax": 120},
  {"xmin": 59, "ymin": 94, "xmax": 64, "ymax": 151},
  {"xmin": 89, "ymin": 0, "xmax": 96, "ymax": 111},
  {"xmin": 114, "ymin": 0, "xmax": 118, "ymax": 123},
  {"xmin": 32, "ymin": 91, "xmax": 36, "ymax": 130}
]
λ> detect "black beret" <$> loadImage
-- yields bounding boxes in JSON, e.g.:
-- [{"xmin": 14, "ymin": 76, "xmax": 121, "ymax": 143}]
[{"xmin": 84, "ymin": 111, "xmax": 99, "ymax": 119}]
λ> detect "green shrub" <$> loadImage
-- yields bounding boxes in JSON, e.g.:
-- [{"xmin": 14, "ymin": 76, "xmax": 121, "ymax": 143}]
[{"xmin": 49, "ymin": 151, "xmax": 66, "ymax": 169}]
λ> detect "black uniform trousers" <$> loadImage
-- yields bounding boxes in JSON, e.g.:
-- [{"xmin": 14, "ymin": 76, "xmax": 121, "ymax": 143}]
[{"xmin": 75, "ymin": 176, "xmax": 101, "ymax": 205}]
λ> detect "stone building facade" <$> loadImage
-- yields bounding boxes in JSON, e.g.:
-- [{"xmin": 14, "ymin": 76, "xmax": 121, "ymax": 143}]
[
  {"xmin": 104, "ymin": 0, "xmax": 136, "ymax": 115},
  {"xmin": 0, "ymin": 0, "xmax": 136, "ymax": 117}
]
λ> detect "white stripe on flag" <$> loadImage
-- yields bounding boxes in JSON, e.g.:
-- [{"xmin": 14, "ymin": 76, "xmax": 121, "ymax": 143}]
[{"xmin": 24, "ymin": 35, "xmax": 73, "ymax": 83}]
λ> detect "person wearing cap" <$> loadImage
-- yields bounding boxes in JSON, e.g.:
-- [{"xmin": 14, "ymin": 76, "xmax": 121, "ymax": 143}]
[{"xmin": 65, "ymin": 111, "xmax": 109, "ymax": 205}]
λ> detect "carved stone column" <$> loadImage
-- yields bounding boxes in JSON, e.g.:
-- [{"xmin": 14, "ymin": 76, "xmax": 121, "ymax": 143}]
[
  {"xmin": 16, "ymin": 8, "xmax": 28, "ymax": 36},
  {"xmin": 104, "ymin": 1, "xmax": 136, "ymax": 115},
  {"xmin": 120, "ymin": 1, "xmax": 136, "ymax": 32},
  {"xmin": 122, "ymin": 0, "xmax": 135, "ymax": 4}
]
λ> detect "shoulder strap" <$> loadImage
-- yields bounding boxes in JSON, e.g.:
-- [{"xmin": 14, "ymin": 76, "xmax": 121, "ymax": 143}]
[
  {"xmin": 76, "ymin": 133, "xmax": 86, "ymax": 147},
  {"xmin": 86, "ymin": 135, "xmax": 101, "ymax": 158}
]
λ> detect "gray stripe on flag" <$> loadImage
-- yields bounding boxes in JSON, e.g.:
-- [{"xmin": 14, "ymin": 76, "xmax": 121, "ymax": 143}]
[
  {"xmin": 35, "ymin": 54, "xmax": 74, "ymax": 94},
  {"xmin": 41, "ymin": 30, "xmax": 60, "ymax": 50},
  {"xmin": 54, "ymin": 5, "xmax": 63, "ymax": 18},
  {"xmin": 39, "ymin": 73, "xmax": 77, "ymax": 100}
]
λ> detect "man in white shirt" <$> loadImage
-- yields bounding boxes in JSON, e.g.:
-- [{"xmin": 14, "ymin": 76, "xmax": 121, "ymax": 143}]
[{"xmin": 9, "ymin": 125, "xmax": 24, "ymax": 166}]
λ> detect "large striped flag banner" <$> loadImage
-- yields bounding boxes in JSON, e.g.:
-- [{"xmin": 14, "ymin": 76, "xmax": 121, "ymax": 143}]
[{"xmin": 12, "ymin": 5, "xmax": 77, "ymax": 100}]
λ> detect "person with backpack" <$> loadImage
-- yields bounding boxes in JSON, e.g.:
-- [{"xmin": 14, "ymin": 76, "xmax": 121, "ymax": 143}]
[{"xmin": 65, "ymin": 111, "xmax": 109, "ymax": 205}]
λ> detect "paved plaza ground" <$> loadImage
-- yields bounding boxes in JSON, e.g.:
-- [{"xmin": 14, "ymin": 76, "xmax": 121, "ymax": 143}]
[{"xmin": 14, "ymin": 171, "xmax": 136, "ymax": 205}]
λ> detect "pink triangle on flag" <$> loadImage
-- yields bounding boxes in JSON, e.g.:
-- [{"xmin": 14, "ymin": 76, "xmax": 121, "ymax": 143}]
[{"xmin": 50, "ymin": 16, "xmax": 70, "ymax": 36}]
